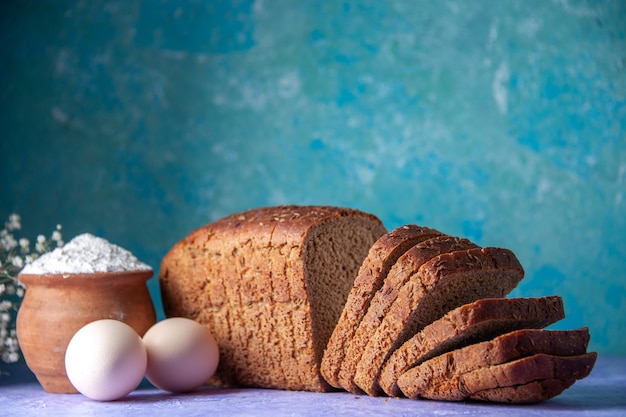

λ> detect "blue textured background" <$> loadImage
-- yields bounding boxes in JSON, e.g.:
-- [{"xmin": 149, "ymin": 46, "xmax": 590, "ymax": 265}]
[{"xmin": 1, "ymin": 0, "xmax": 624, "ymax": 358}]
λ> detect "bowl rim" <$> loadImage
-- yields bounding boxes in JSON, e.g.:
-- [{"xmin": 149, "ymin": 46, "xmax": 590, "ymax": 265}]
[{"xmin": 17, "ymin": 269, "xmax": 154, "ymax": 284}]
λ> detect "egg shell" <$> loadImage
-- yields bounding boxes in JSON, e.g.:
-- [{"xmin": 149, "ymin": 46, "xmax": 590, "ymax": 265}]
[
  {"xmin": 64, "ymin": 319, "xmax": 147, "ymax": 401},
  {"xmin": 143, "ymin": 317, "xmax": 219, "ymax": 393}
]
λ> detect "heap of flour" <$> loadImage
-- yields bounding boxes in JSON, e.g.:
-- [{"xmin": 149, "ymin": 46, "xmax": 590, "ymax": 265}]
[{"xmin": 21, "ymin": 233, "xmax": 152, "ymax": 274}]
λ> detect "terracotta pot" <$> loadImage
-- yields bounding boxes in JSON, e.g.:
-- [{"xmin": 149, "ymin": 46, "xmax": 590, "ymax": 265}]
[{"xmin": 16, "ymin": 270, "xmax": 156, "ymax": 393}]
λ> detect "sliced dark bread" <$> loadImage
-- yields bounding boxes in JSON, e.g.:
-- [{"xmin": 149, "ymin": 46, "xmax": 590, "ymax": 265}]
[
  {"xmin": 416, "ymin": 352, "xmax": 597, "ymax": 401},
  {"xmin": 380, "ymin": 296, "xmax": 567, "ymax": 396},
  {"xmin": 337, "ymin": 235, "xmax": 479, "ymax": 393},
  {"xmin": 322, "ymin": 225, "xmax": 443, "ymax": 388},
  {"xmin": 353, "ymin": 247, "xmax": 524, "ymax": 396},
  {"xmin": 396, "ymin": 327, "xmax": 589, "ymax": 399},
  {"xmin": 469, "ymin": 378, "xmax": 578, "ymax": 404}
]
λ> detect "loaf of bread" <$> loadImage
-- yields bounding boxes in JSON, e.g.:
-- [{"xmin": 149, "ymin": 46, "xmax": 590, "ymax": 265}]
[
  {"xmin": 159, "ymin": 205, "xmax": 387, "ymax": 391},
  {"xmin": 396, "ymin": 327, "xmax": 590, "ymax": 399},
  {"xmin": 160, "ymin": 205, "xmax": 596, "ymax": 403},
  {"xmin": 379, "ymin": 296, "xmax": 566, "ymax": 396}
]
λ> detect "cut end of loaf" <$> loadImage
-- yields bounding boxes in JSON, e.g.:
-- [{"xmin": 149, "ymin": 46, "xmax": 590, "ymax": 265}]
[{"xmin": 305, "ymin": 214, "xmax": 388, "ymax": 375}]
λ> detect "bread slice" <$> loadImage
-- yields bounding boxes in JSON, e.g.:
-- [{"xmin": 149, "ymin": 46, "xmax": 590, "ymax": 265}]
[
  {"xmin": 469, "ymin": 378, "xmax": 578, "ymax": 403},
  {"xmin": 337, "ymin": 235, "xmax": 480, "ymax": 393},
  {"xmin": 353, "ymin": 247, "xmax": 524, "ymax": 396},
  {"xmin": 321, "ymin": 225, "xmax": 443, "ymax": 388},
  {"xmin": 396, "ymin": 327, "xmax": 589, "ymax": 399},
  {"xmin": 416, "ymin": 352, "xmax": 597, "ymax": 401},
  {"xmin": 380, "ymin": 296, "xmax": 567, "ymax": 396},
  {"xmin": 159, "ymin": 205, "xmax": 387, "ymax": 391}
]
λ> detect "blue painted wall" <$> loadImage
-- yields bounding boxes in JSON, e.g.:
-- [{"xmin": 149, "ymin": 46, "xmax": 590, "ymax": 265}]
[{"xmin": 1, "ymin": 0, "xmax": 624, "ymax": 355}]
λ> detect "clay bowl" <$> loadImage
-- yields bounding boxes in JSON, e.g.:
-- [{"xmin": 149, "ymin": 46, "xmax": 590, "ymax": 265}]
[{"xmin": 16, "ymin": 270, "xmax": 156, "ymax": 393}]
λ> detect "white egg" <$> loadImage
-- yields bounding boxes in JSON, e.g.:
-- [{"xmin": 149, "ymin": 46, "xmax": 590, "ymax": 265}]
[
  {"xmin": 143, "ymin": 317, "xmax": 219, "ymax": 393},
  {"xmin": 65, "ymin": 319, "xmax": 147, "ymax": 401}
]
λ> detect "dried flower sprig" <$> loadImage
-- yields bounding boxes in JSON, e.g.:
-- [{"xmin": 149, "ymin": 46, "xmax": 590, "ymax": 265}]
[{"xmin": 1, "ymin": 214, "xmax": 63, "ymax": 364}]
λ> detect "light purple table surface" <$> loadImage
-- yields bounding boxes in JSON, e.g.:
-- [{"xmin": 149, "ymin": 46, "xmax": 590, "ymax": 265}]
[{"xmin": 2, "ymin": 355, "xmax": 624, "ymax": 417}]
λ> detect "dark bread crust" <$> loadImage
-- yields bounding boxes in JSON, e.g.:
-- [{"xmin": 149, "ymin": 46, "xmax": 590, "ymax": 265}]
[
  {"xmin": 469, "ymin": 378, "xmax": 577, "ymax": 403},
  {"xmin": 396, "ymin": 327, "xmax": 589, "ymax": 399},
  {"xmin": 418, "ymin": 352, "xmax": 597, "ymax": 401},
  {"xmin": 160, "ymin": 205, "xmax": 386, "ymax": 392},
  {"xmin": 354, "ymin": 247, "xmax": 524, "ymax": 396},
  {"xmin": 322, "ymin": 225, "xmax": 443, "ymax": 389},
  {"xmin": 337, "ymin": 235, "xmax": 480, "ymax": 393},
  {"xmin": 381, "ymin": 296, "xmax": 566, "ymax": 396}
]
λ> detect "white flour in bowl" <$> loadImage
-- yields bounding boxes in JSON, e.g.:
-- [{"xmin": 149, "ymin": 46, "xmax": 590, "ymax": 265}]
[{"xmin": 20, "ymin": 233, "xmax": 152, "ymax": 274}]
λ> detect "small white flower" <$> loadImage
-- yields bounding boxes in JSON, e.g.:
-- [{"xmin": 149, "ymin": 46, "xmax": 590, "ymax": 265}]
[
  {"xmin": 2, "ymin": 350, "xmax": 19, "ymax": 363},
  {"xmin": 11, "ymin": 256, "xmax": 24, "ymax": 269},
  {"xmin": 0, "ymin": 284, "xmax": 5, "ymax": 296},
  {"xmin": 1, "ymin": 233, "xmax": 17, "ymax": 251},
  {"xmin": 5, "ymin": 336, "xmax": 18, "ymax": 350},
  {"xmin": 5, "ymin": 214, "xmax": 21, "ymax": 231},
  {"xmin": 4, "ymin": 284, "xmax": 15, "ymax": 295},
  {"xmin": 0, "ymin": 300, "xmax": 12, "ymax": 311},
  {"xmin": 19, "ymin": 239, "xmax": 30, "ymax": 254},
  {"xmin": 35, "ymin": 236, "xmax": 47, "ymax": 253},
  {"xmin": 16, "ymin": 287, "xmax": 24, "ymax": 297}
]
